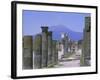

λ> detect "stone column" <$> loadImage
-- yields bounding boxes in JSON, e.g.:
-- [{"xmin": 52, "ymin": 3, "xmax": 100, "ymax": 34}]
[
  {"xmin": 23, "ymin": 36, "xmax": 33, "ymax": 69},
  {"xmin": 41, "ymin": 26, "xmax": 48, "ymax": 68},
  {"xmin": 52, "ymin": 40, "xmax": 58, "ymax": 65},
  {"xmin": 64, "ymin": 35, "xmax": 69, "ymax": 54},
  {"xmin": 47, "ymin": 31, "xmax": 53, "ymax": 67},
  {"xmin": 81, "ymin": 17, "xmax": 91, "ymax": 66},
  {"xmin": 61, "ymin": 33, "xmax": 69, "ymax": 57},
  {"xmin": 33, "ymin": 34, "xmax": 42, "ymax": 69},
  {"xmin": 69, "ymin": 40, "xmax": 72, "ymax": 53},
  {"xmin": 55, "ymin": 41, "xmax": 58, "ymax": 64}
]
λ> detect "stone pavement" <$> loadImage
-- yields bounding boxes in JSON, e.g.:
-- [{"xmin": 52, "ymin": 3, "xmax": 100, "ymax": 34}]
[{"xmin": 54, "ymin": 52, "xmax": 81, "ymax": 68}]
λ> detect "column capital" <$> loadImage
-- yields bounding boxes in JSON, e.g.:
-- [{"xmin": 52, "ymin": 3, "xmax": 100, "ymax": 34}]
[{"xmin": 41, "ymin": 26, "xmax": 48, "ymax": 32}]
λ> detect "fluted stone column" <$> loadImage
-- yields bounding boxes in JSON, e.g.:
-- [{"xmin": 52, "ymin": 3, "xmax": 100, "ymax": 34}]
[
  {"xmin": 47, "ymin": 31, "xmax": 53, "ymax": 67},
  {"xmin": 52, "ymin": 40, "xmax": 58, "ymax": 65},
  {"xmin": 81, "ymin": 17, "xmax": 91, "ymax": 66},
  {"xmin": 23, "ymin": 36, "xmax": 33, "ymax": 69},
  {"xmin": 41, "ymin": 27, "xmax": 48, "ymax": 68},
  {"xmin": 33, "ymin": 34, "xmax": 42, "ymax": 69}
]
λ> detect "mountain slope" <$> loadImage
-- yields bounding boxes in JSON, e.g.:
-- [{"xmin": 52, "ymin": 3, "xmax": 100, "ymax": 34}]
[{"xmin": 49, "ymin": 25, "xmax": 83, "ymax": 41}]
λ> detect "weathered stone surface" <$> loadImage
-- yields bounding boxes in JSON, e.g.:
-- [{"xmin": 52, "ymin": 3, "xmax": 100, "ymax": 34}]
[
  {"xmin": 52, "ymin": 40, "xmax": 58, "ymax": 65},
  {"xmin": 47, "ymin": 31, "xmax": 53, "ymax": 67},
  {"xmin": 41, "ymin": 27, "xmax": 48, "ymax": 68},
  {"xmin": 81, "ymin": 17, "xmax": 91, "ymax": 66},
  {"xmin": 23, "ymin": 36, "xmax": 33, "ymax": 69},
  {"xmin": 33, "ymin": 34, "xmax": 42, "ymax": 69},
  {"xmin": 62, "ymin": 33, "xmax": 69, "ymax": 55}
]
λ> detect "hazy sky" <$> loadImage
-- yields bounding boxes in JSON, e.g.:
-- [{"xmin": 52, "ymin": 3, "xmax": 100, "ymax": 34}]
[{"xmin": 22, "ymin": 10, "xmax": 90, "ymax": 36}]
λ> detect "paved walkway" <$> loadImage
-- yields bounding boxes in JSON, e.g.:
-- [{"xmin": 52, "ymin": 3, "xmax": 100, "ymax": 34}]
[
  {"xmin": 54, "ymin": 51, "xmax": 81, "ymax": 68},
  {"xmin": 54, "ymin": 59, "xmax": 80, "ymax": 68}
]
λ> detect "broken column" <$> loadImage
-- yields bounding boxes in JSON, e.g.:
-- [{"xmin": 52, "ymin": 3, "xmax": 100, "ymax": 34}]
[
  {"xmin": 23, "ymin": 36, "xmax": 33, "ymax": 69},
  {"xmin": 47, "ymin": 31, "xmax": 53, "ymax": 67},
  {"xmin": 33, "ymin": 34, "xmax": 42, "ymax": 69},
  {"xmin": 41, "ymin": 26, "xmax": 48, "ymax": 68}
]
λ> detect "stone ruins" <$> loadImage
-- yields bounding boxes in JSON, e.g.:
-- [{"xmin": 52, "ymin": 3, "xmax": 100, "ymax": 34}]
[{"xmin": 22, "ymin": 16, "xmax": 91, "ymax": 69}]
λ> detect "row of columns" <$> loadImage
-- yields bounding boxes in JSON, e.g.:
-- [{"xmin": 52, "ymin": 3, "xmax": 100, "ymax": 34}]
[{"xmin": 23, "ymin": 26, "xmax": 58, "ymax": 69}]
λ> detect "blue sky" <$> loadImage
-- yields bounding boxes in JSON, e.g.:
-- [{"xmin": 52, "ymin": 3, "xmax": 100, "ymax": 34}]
[{"xmin": 22, "ymin": 10, "xmax": 90, "ymax": 36}]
